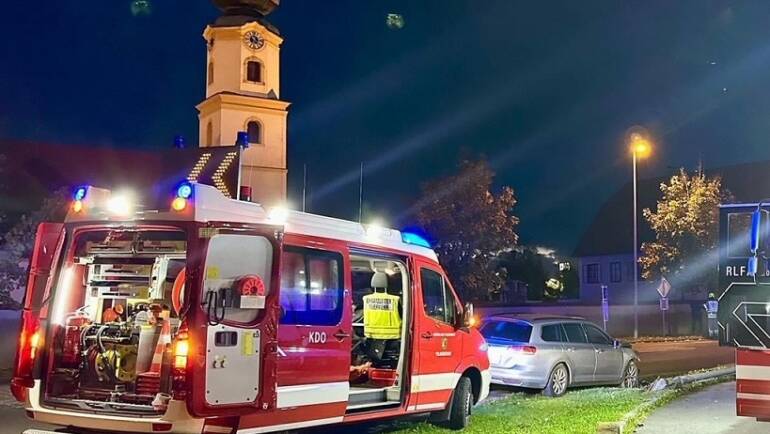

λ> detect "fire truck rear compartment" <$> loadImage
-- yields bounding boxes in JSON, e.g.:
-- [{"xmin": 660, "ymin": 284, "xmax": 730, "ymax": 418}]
[{"xmin": 43, "ymin": 229, "xmax": 186, "ymax": 415}]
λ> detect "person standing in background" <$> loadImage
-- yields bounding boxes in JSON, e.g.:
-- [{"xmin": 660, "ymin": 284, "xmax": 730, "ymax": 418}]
[{"xmin": 704, "ymin": 293, "xmax": 719, "ymax": 339}]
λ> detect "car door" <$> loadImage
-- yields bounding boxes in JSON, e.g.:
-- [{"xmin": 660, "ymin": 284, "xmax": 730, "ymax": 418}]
[
  {"xmin": 413, "ymin": 261, "xmax": 463, "ymax": 409},
  {"xmin": 274, "ymin": 240, "xmax": 351, "ymax": 410},
  {"xmin": 583, "ymin": 323, "xmax": 623, "ymax": 383},
  {"xmin": 560, "ymin": 322, "xmax": 597, "ymax": 384}
]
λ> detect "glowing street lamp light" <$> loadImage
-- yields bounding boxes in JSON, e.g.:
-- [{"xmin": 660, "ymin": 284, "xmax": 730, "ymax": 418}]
[{"xmin": 630, "ymin": 132, "xmax": 652, "ymax": 339}]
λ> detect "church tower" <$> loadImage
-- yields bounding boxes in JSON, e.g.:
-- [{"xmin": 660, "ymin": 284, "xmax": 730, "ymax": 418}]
[{"xmin": 197, "ymin": 0, "xmax": 289, "ymax": 206}]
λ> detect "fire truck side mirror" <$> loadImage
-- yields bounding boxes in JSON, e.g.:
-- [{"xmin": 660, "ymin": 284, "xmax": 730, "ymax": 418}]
[{"xmin": 462, "ymin": 302, "xmax": 475, "ymax": 328}]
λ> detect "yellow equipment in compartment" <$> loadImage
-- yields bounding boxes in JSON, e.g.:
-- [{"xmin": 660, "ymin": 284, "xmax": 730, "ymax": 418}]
[
  {"xmin": 95, "ymin": 344, "xmax": 138, "ymax": 383},
  {"xmin": 363, "ymin": 291, "xmax": 401, "ymax": 340}
]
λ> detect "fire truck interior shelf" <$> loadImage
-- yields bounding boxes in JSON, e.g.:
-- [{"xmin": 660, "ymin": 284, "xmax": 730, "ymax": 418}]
[
  {"xmin": 45, "ymin": 229, "xmax": 186, "ymax": 414},
  {"xmin": 348, "ymin": 255, "xmax": 407, "ymax": 409}
]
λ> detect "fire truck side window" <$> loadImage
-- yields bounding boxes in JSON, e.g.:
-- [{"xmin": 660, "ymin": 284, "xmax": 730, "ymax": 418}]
[
  {"xmin": 420, "ymin": 268, "xmax": 457, "ymax": 325},
  {"xmin": 203, "ymin": 234, "xmax": 273, "ymax": 324},
  {"xmin": 279, "ymin": 247, "xmax": 343, "ymax": 326}
]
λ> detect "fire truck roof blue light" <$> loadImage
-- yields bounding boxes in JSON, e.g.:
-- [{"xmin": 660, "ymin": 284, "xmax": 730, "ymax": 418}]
[
  {"xmin": 73, "ymin": 187, "xmax": 87, "ymax": 201},
  {"xmin": 401, "ymin": 232, "xmax": 431, "ymax": 248},
  {"xmin": 176, "ymin": 183, "xmax": 193, "ymax": 199}
]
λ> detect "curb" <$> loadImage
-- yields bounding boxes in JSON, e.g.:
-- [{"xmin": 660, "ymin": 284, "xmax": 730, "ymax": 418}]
[{"xmin": 596, "ymin": 366, "xmax": 736, "ymax": 434}]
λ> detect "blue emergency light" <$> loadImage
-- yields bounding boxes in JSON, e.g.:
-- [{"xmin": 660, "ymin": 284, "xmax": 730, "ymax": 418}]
[
  {"xmin": 73, "ymin": 186, "xmax": 88, "ymax": 201},
  {"xmin": 176, "ymin": 183, "xmax": 193, "ymax": 199},
  {"xmin": 401, "ymin": 232, "xmax": 431, "ymax": 248}
]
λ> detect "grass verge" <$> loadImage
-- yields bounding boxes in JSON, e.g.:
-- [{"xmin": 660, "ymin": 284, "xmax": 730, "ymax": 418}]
[{"xmin": 386, "ymin": 388, "xmax": 646, "ymax": 434}]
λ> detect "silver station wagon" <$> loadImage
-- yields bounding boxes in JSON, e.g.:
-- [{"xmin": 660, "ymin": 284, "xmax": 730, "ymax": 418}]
[{"xmin": 481, "ymin": 314, "xmax": 639, "ymax": 397}]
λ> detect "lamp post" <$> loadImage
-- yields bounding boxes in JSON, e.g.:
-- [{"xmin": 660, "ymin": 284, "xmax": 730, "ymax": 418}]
[{"xmin": 630, "ymin": 134, "xmax": 651, "ymax": 339}]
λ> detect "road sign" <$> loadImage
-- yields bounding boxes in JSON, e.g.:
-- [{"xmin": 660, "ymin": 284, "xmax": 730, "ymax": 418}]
[
  {"xmin": 659, "ymin": 297, "xmax": 669, "ymax": 311},
  {"xmin": 657, "ymin": 276, "xmax": 672, "ymax": 298}
]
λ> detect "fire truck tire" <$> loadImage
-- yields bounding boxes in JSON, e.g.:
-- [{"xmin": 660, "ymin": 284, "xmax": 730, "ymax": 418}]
[{"xmin": 446, "ymin": 376, "xmax": 473, "ymax": 430}]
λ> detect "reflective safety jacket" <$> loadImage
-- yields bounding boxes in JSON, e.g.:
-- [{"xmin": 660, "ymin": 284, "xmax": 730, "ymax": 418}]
[
  {"xmin": 706, "ymin": 300, "xmax": 718, "ymax": 318},
  {"xmin": 363, "ymin": 292, "xmax": 401, "ymax": 339}
]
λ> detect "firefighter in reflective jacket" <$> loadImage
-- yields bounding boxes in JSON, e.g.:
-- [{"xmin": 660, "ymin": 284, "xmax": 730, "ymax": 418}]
[
  {"xmin": 363, "ymin": 271, "xmax": 401, "ymax": 340},
  {"xmin": 704, "ymin": 292, "xmax": 719, "ymax": 339}
]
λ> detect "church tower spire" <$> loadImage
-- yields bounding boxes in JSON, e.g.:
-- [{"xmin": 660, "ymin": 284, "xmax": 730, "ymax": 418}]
[{"xmin": 197, "ymin": 0, "xmax": 289, "ymax": 206}]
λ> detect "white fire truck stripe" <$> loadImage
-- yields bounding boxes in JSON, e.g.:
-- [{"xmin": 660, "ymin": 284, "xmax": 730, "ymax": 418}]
[
  {"xmin": 411, "ymin": 372, "xmax": 462, "ymax": 393},
  {"xmin": 276, "ymin": 381, "xmax": 349, "ymax": 408},
  {"xmin": 237, "ymin": 416, "xmax": 344, "ymax": 434},
  {"xmin": 407, "ymin": 402, "xmax": 446, "ymax": 411},
  {"xmin": 738, "ymin": 392, "xmax": 770, "ymax": 401},
  {"xmin": 737, "ymin": 365, "xmax": 770, "ymax": 381}
]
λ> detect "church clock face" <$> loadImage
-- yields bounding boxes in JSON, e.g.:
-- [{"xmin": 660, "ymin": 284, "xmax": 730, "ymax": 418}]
[{"xmin": 244, "ymin": 31, "xmax": 265, "ymax": 50}]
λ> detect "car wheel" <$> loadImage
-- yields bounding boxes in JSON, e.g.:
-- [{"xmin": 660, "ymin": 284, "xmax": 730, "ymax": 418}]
[
  {"xmin": 621, "ymin": 361, "xmax": 639, "ymax": 388},
  {"xmin": 446, "ymin": 376, "xmax": 473, "ymax": 430},
  {"xmin": 543, "ymin": 363, "xmax": 569, "ymax": 397}
]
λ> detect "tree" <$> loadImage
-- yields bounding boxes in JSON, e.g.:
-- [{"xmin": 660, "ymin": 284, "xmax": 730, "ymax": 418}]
[
  {"xmin": 0, "ymin": 189, "xmax": 69, "ymax": 308},
  {"xmin": 640, "ymin": 169, "xmax": 729, "ymax": 293},
  {"xmin": 414, "ymin": 159, "xmax": 519, "ymax": 301}
]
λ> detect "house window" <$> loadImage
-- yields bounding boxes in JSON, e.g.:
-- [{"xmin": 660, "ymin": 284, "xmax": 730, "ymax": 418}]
[
  {"xmin": 208, "ymin": 62, "xmax": 214, "ymax": 85},
  {"xmin": 205, "ymin": 121, "xmax": 213, "ymax": 146},
  {"xmin": 585, "ymin": 263, "xmax": 600, "ymax": 284},
  {"xmin": 610, "ymin": 262, "xmax": 622, "ymax": 283},
  {"xmin": 247, "ymin": 121, "xmax": 261, "ymax": 144},
  {"xmin": 246, "ymin": 60, "xmax": 262, "ymax": 83},
  {"xmin": 626, "ymin": 262, "xmax": 637, "ymax": 280}
]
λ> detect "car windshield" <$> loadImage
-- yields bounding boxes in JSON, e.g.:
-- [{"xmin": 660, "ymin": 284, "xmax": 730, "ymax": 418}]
[{"xmin": 480, "ymin": 320, "xmax": 533, "ymax": 343}]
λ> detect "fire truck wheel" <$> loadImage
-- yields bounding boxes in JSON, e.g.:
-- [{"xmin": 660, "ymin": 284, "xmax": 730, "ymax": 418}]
[
  {"xmin": 543, "ymin": 363, "xmax": 569, "ymax": 397},
  {"xmin": 447, "ymin": 376, "xmax": 473, "ymax": 430}
]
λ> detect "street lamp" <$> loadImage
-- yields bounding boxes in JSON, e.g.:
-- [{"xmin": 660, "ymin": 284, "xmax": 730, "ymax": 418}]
[{"xmin": 630, "ymin": 133, "xmax": 651, "ymax": 338}]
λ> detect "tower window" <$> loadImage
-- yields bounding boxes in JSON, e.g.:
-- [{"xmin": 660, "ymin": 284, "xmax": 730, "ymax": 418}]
[
  {"xmin": 247, "ymin": 121, "xmax": 261, "ymax": 144},
  {"xmin": 246, "ymin": 60, "xmax": 262, "ymax": 83},
  {"xmin": 208, "ymin": 62, "xmax": 214, "ymax": 85}
]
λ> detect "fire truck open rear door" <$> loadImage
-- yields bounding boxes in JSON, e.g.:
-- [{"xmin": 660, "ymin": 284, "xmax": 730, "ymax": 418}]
[{"xmin": 188, "ymin": 224, "xmax": 282, "ymax": 417}]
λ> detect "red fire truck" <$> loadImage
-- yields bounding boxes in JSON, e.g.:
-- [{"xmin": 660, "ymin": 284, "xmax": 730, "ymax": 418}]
[{"xmin": 12, "ymin": 182, "xmax": 490, "ymax": 433}]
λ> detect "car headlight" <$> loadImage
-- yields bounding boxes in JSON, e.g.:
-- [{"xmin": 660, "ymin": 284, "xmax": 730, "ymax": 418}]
[{"xmin": 479, "ymin": 342, "xmax": 489, "ymax": 352}]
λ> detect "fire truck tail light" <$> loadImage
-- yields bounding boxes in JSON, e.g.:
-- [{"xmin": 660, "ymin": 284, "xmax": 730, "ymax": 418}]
[
  {"xmin": 174, "ymin": 339, "xmax": 189, "ymax": 369},
  {"xmin": 12, "ymin": 311, "xmax": 41, "ymax": 401},
  {"xmin": 171, "ymin": 324, "xmax": 189, "ymax": 400}
]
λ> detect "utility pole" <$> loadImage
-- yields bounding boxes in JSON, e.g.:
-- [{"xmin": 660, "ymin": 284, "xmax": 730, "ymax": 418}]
[
  {"xmin": 358, "ymin": 162, "xmax": 364, "ymax": 223},
  {"xmin": 302, "ymin": 164, "xmax": 307, "ymax": 212}
]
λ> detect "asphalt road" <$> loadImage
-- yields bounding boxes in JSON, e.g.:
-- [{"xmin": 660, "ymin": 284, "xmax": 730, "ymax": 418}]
[
  {"xmin": 0, "ymin": 340, "xmax": 738, "ymax": 433},
  {"xmin": 637, "ymin": 381, "xmax": 765, "ymax": 433}
]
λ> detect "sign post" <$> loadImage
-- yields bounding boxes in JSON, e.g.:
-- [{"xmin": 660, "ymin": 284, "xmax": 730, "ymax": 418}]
[
  {"xmin": 657, "ymin": 277, "xmax": 672, "ymax": 336},
  {"xmin": 601, "ymin": 285, "xmax": 609, "ymax": 332}
]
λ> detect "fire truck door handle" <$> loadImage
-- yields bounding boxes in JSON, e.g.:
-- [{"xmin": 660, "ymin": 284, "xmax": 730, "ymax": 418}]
[
  {"xmin": 334, "ymin": 331, "xmax": 350, "ymax": 341},
  {"xmin": 421, "ymin": 332, "xmax": 433, "ymax": 339}
]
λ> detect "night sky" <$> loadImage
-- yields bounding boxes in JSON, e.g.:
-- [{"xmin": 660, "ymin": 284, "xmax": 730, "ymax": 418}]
[{"xmin": 2, "ymin": 1, "xmax": 770, "ymax": 254}]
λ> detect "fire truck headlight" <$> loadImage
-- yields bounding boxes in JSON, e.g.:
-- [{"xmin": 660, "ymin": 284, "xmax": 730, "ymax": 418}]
[
  {"xmin": 107, "ymin": 194, "xmax": 133, "ymax": 216},
  {"xmin": 268, "ymin": 206, "xmax": 290, "ymax": 225},
  {"xmin": 365, "ymin": 222, "xmax": 385, "ymax": 241}
]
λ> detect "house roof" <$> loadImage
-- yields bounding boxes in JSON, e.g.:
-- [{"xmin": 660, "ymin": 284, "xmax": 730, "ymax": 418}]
[{"xmin": 573, "ymin": 159, "xmax": 770, "ymax": 257}]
